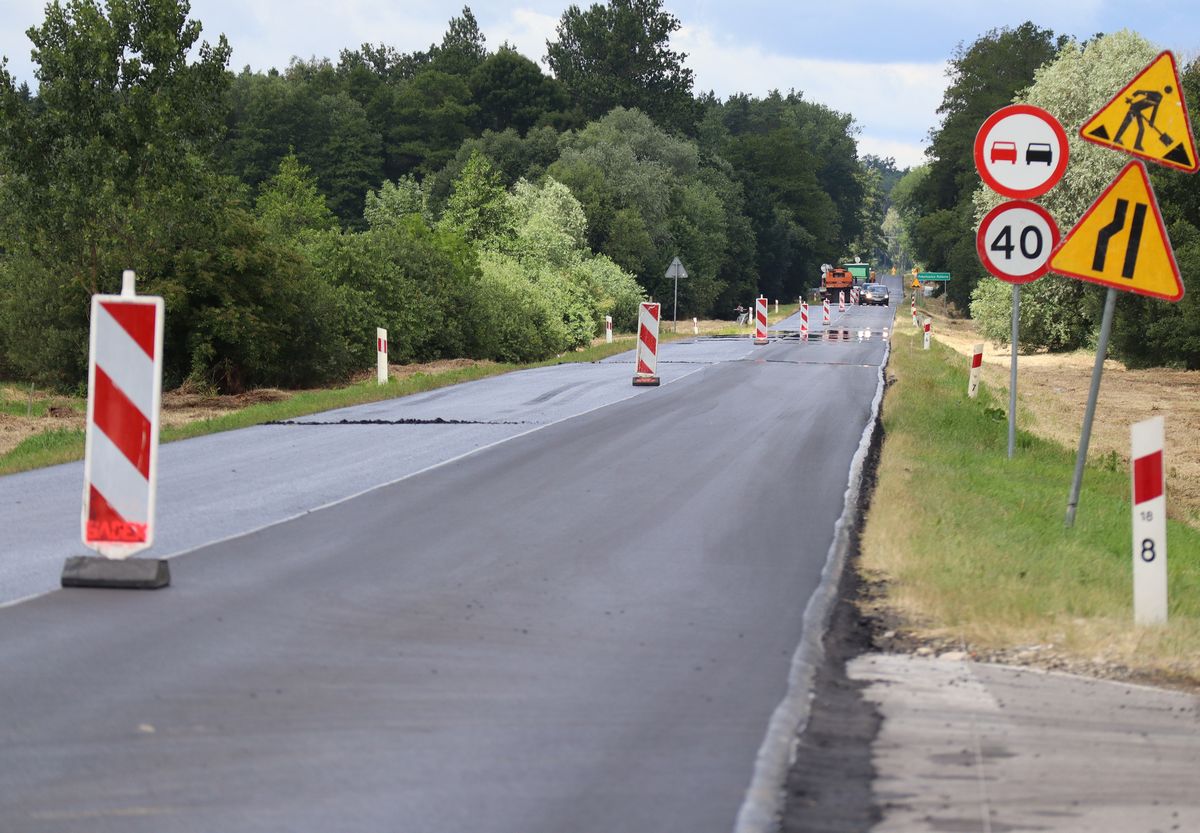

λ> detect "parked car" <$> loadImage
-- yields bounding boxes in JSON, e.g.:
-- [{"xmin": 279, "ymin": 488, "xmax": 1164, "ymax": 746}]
[{"xmin": 862, "ymin": 283, "xmax": 890, "ymax": 306}]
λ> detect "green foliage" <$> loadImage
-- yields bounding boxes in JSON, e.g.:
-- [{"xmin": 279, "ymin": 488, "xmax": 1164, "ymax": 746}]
[
  {"xmin": 364, "ymin": 175, "xmax": 431, "ymax": 228},
  {"xmin": 546, "ymin": 0, "xmax": 696, "ymax": 134},
  {"xmin": 255, "ymin": 153, "xmax": 338, "ymax": 238},
  {"xmin": 469, "ymin": 47, "xmax": 571, "ymax": 135},
  {"xmin": 439, "ymin": 151, "xmax": 516, "ymax": 245}
]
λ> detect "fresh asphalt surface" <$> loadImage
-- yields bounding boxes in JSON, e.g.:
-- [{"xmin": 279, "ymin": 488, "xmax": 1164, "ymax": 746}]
[{"xmin": 0, "ymin": 297, "xmax": 894, "ymax": 832}]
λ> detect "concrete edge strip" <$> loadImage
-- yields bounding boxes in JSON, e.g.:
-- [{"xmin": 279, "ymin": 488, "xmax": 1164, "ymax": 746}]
[{"xmin": 733, "ymin": 331, "xmax": 891, "ymax": 833}]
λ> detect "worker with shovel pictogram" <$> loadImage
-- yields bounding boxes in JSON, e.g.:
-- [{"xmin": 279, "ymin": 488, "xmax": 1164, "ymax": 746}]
[{"xmin": 1113, "ymin": 85, "xmax": 1174, "ymax": 151}]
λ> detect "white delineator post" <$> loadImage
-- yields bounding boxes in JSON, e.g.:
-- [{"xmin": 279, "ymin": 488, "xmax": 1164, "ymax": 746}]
[
  {"xmin": 81, "ymin": 271, "xmax": 164, "ymax": 559},
  {"xmin": 754, "ymin": 296, "xmax": 769, "ymax": 345},
  {"xmin": 839, "ymin": 291, "xmax": 845, "ymax": 312},
  {"xmin": 968, "ymin": 343, "xmax": 984, "ymax": 398},
  {"xmin": 774, "ymin": 300, "xmax": 779, "ymax": 314},
  {"xmin": 923, "ymin": 319, "xmax": 931, "ymax": 350},
  {"xmin": 800, "ymin": 301, "xmax": 809, "ymax": 340},
  {"xmin": 1131, "ymin": 417, "xmax": 1168, "ymax": 625},
  {"xmin": 911, "ymin": 299, "xmax": 918, "ymax": 327},
  {"xmin": 376, "ymin": 327, "xmax": 388, "ymax": 385},
  {"xmin": 633, "ymin": 302, "xmax": 661, "ymax": 386},
  {"xmin": 822, "ymin": 298, "xmax": 830, "ymax": 325},
  {"xmin": 692, "ymin": 317, "xmax": 698, "ymax": 335},
  {"xmin": 605, "ymin": 315, "xmax": 613, "ymax": 344}
]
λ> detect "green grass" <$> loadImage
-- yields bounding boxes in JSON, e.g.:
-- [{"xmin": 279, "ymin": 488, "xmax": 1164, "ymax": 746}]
[{"xmin": 863, "ymin": 325, "xmax": 1200, "ymax": 682}]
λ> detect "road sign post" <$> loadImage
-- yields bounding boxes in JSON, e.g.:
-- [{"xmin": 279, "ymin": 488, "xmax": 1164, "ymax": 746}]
[
  {"xmin": 666, "ymin": 256, "xmax": 687, "ymax": 333},
  {"xmin": 1051, "ymin": 162, "xmax": 1185, "ymax": 525},
  {"xmin": 1131, "ymin": 416, "xmax": 1168, "ymax": 625}
]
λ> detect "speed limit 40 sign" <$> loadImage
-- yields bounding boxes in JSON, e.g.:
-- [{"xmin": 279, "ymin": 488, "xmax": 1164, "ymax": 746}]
[{"xmin": 976, "ymin": 200, "xmax": 1060, "ymax": 284}]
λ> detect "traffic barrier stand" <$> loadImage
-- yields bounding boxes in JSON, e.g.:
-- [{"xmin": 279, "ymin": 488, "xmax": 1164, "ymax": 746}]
[
  {"xmin": 633, "ymin": 302, "xmax": 661, "ymax": 386},
  {"xmin": 754, "ymin": 296, "xmax": 769, "ymax": 344},
  {"xmin": 839, "ymin": 291, "xmax": 845, "ymax": 312},
  {"xmin": 851, "ymin": 287, "xmax": 860, "ymax": 305},
  {"xmin": 64, "ymin": 270, "xmax": 169, "ymax": 589},
  {"xmin": 823, "ymin": 298, "xmax": 830, "ymax": 324},
  {"xmin": 377, "ymin": 327, "xmax": 388, "ymax": 385},
  {"xmin": 799, "ymin": 301, "xmax": 809, "ymax": 340},
  {"xmin": 968, "ymin": 342, "xmax": 984, "ymax": 398}
]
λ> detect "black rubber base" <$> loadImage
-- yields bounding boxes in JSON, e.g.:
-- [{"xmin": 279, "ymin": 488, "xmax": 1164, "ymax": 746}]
[
  {"xmin": 632, "ymin": 375, "xmax": 661, "ymax": 386},
  {"xmin": 61, "ymin": 556, "xmax": 171, "ymax": 589}
]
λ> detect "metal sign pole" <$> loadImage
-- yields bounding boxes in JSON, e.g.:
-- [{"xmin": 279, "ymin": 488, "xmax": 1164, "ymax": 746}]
[
  {"xmin": 673, "ymin": 274, "xmax": 678, "ymax": 333},
  {"xmin": 1065, "ymin": 288, "xmax": 1118, "ymax": 527},
  {"xmin": 1009, "ymin": 285, "xmax": 1020, "ymax": 459}
]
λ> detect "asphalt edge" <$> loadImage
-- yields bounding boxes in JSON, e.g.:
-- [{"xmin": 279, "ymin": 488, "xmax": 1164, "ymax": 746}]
[{"xmin": 733, "ymin": 332, "xmax": 891, "ymax": 833}]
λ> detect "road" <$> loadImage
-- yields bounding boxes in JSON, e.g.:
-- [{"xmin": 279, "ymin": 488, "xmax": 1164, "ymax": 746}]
[{"xmin": 0, "ymin": 294, "xmax": 895, "ymax": 832}]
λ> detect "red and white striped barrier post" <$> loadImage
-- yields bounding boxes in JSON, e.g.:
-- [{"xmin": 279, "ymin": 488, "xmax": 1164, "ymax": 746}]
[
  {"xmin": 822, "ymin": 298, "xmax": 830, "ymax": 325},
  {"xmin": 838, "ymin": 291, "xmax": 845, "ymax": 312},
  {"xmin": 968, "ymin": 342, "xmax": 983, "ymax": 398},
  {"xmin": 911, "ymin": 298, "xmax": 918, "ymax": 327},
  {"xmin": 377, "ymin": 327, "xmax": 388, "ymax": 385},
  {"xmin": 923, "ymin": 319, "xmax": 932, "ymax": 350},
  {"xmin": 1132, "ymin": 416, "xmax": 1168, "ymax": 624},
  {"xmin": 800, "ymin": 301, "xmax": 809, "ymax": 339},
  {"xmin": 851, "ymin": 287, "xmax": 859, "ymax": 305},
  {"xmin": 64, "ymin": 270, "xmax": 169, "ymax": 589},
  {"xmin": 605, "ymin": 315, "xmax": 613, "ymax": 344},
  {"xmin": 754, "ymin": 296, "xmax": 769, "ymax": 345},
  {"xmin": 633, "ymin": 302, "xmax": 661, "ymax": 386}
]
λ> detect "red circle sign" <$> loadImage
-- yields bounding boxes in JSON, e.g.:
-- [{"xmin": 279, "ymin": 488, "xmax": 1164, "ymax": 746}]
[
  {"xmin": 974, "ymin": 104, "xmax": 1069, "ymax": 199},
  {"xmin": 976, "ymin": 200, "xmax": 1060, "ymax": 284}
]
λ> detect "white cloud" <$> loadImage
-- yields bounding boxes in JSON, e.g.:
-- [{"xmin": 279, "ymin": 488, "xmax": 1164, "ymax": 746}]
[
  {"xmin": 676, "ymin": 24, "xmax": 946, "ymax": 168},
  {"xmin": 487, "ymin": 8, "xmax": 559, "ymax": 68}
]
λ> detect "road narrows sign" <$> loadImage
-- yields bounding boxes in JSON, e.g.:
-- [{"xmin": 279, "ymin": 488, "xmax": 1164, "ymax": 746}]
[
  {"xmin": 1081, "ymin": 51, "xmax": 1198, "ymax": 173},
  {"xmin": 1049, "ymin": 161, "xmax": 1183, "ymax": 302},
  {"xmin": 974, "ymin": 104, "xmax": 1070, "ymax": 199},
  {"xmin": 976, "ymin": 200, "xmax": 1060, "ymax": 284}
]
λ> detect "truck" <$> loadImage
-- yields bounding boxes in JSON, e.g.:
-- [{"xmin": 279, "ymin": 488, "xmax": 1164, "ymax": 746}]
[{"xmin": 819, "ymin": 262, "xmax": 874, "ymax": 304}]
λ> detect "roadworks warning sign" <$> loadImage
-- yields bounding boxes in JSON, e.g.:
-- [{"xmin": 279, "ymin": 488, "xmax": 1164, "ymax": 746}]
[{"xmin": 1081, "ymin": 51, "xmax": 1199, "ymax": 173}]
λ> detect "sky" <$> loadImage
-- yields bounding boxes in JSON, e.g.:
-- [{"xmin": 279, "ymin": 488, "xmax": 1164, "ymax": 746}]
[{"xmin": 2, "ymin": 1, "xmax": 1199, "ymax": 169}]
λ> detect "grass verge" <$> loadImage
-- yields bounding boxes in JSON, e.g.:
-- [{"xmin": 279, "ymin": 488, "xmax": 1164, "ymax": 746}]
[{"xmin": 862, "ymin": 324, "xmax": 1200, "ymax": 686}]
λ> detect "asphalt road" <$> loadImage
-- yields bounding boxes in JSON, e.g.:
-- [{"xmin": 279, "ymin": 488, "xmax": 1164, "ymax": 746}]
[{"xmin": 0, "ymin": 297, "xmax": 894, "ymax": 833}]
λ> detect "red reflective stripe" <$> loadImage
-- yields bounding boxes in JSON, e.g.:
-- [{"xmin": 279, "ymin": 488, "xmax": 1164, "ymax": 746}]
[
  {"xmin": 639, "ymin": 331, "xmax": 657, "ymax": 355},
  {"xmin": 971, "ymin": 353, "xmax": 983, "ymax": 368},
  {"xmin": 93, "ymin": 366, "xmax": 152, "ymax": 478},
  {"xmin": 100, "ymin": 301, "xmax": 156, "ymax": 359},
  {"xmin": 637, "ymin": 358, "xmax": 654, "ymax": 375},
  {"xmin": 1133, "ymin": 451, "xmax": 1164, "ymax": 504},
  {"xmin": 87, "ymin": 483, "xmax": 125, "ymax": 526}
]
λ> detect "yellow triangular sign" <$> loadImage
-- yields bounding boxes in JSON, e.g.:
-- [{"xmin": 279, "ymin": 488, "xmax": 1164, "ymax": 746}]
[
  {"xmin": 1080, "ymin": 51, "xmax": 1198, "ymax": 173},
  {"xmin": 1050, "ymin": 161, "xmax": 1183, "ymax": 302}
]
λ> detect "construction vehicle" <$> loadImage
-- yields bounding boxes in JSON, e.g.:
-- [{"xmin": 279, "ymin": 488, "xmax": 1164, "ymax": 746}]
[{"xmin": 819, "ymin": 262, "xmax": 874, "ymax": 303}]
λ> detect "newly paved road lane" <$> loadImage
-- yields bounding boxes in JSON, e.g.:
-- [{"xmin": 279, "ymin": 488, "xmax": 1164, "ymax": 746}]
[{"xmin": 0, "ymin": 325, "xmax": 888, "ymax": 832}]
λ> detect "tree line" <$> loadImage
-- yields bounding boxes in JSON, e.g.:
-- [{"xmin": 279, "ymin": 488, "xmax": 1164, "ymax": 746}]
[
  {"xmin": 890, "ymin": 25, "xmax": 1200, "ymax": 369},
  {"xmin": 0, "ymin": 0, "xmax": 881, "ymax": 393}
]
